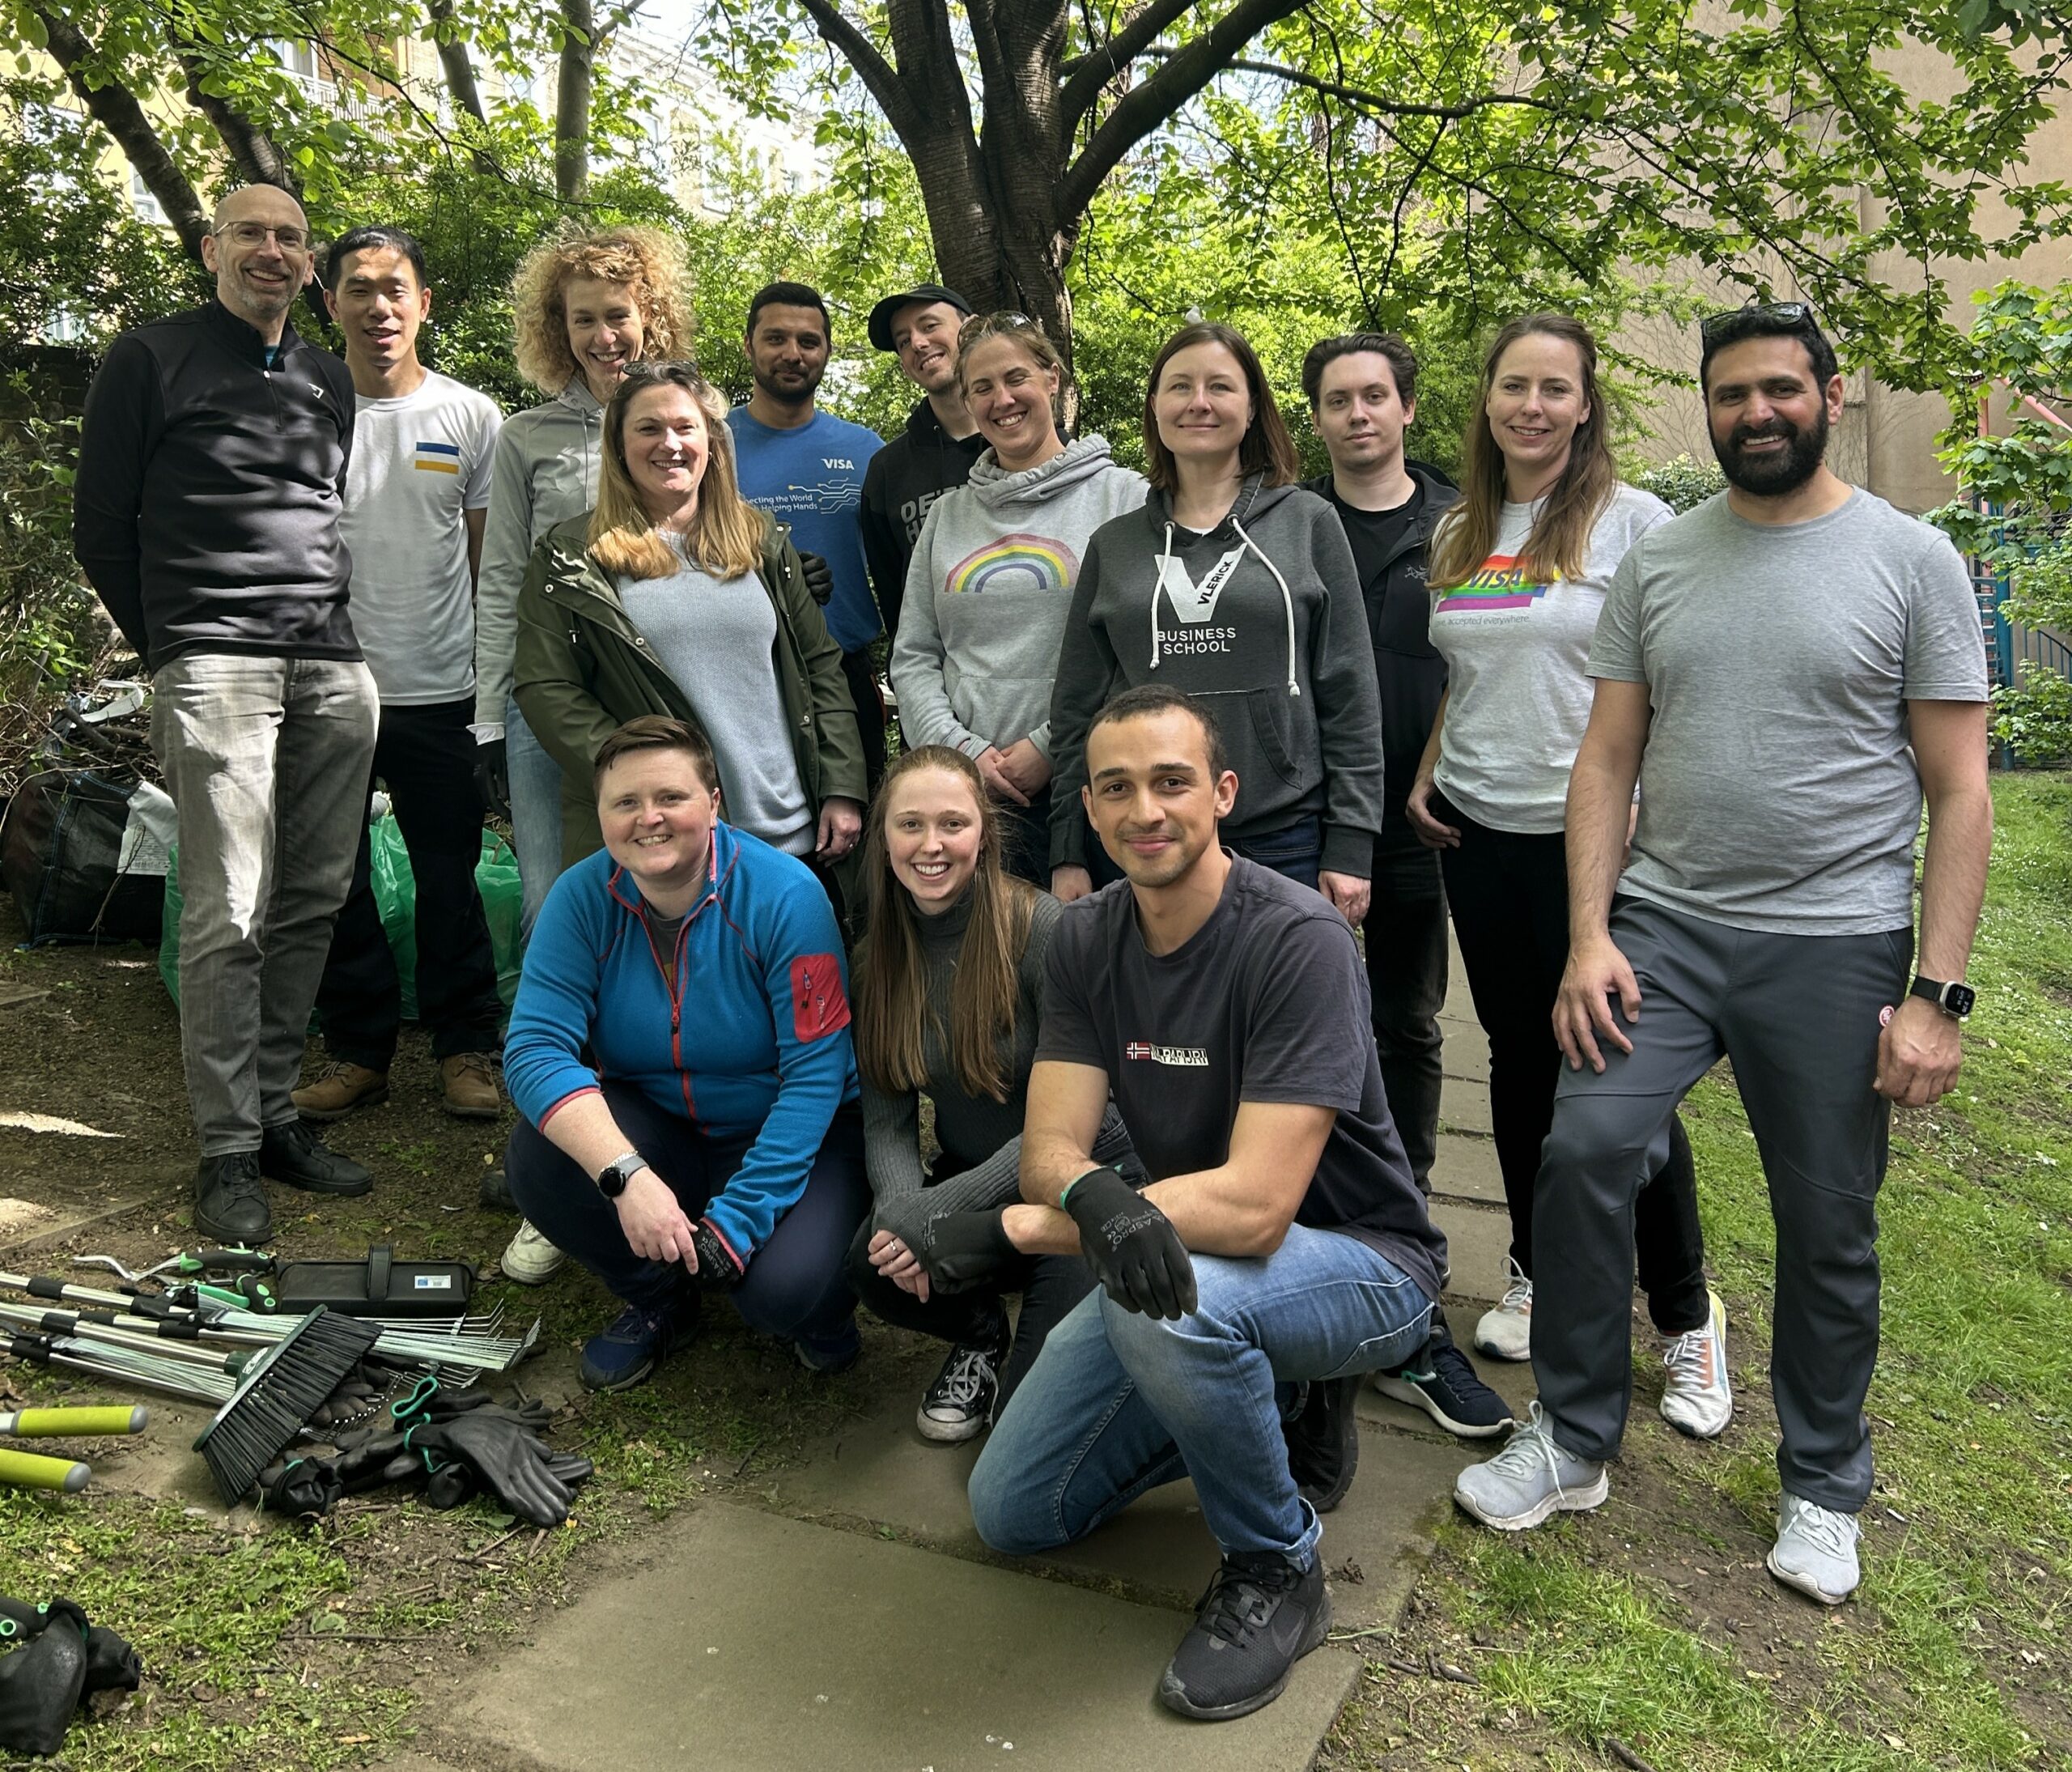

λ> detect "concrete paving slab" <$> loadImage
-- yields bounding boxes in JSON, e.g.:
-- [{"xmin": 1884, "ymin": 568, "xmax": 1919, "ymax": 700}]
[
  {"xmin": 1438, "ymin": 1026, "xmax": 1489, "ymax": 1084},
  {"xmin": 1437, "ymin": 1074, "xmax": 1493, "ymax": 1137},
  {"xmin": 448, "ymin": 1499, "xmax": 1360, "ymax": 1772},
  {"xmin": 1429, "ymin": 1196, "xmax": 1511, "ymax": 1304},
  {"xmin": 1428, "ymin": 1131, "xmax": 1504, "ymax": 1206}
]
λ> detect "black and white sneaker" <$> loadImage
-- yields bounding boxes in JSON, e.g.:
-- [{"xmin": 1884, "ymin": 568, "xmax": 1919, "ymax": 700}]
[
  {"xmin": 915, "ymin": 1341, "xmax": 1001, "ymax": 1443},
  {"xmin": 1158, "ymin": 1550, "xmax": 1331, "ymax": 1719},
  {"xmin": 1374, "ymin": 1341, "xmax": 1515, "ymax": 1438},
  {"xmin": 1282, "ymin": 1375, "xmax": 1362, "ymax": 1512}
]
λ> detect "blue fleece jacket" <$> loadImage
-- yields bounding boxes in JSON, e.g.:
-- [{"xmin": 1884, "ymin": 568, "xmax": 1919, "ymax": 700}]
[{"xmin": 504, "ymin": 824, "xmax": 860, "ymax": 1259}]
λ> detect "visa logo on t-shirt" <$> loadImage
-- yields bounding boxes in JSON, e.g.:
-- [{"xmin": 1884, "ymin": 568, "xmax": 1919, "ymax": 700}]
[
  {"xmin": 413, "ymin": 441, "xmax": 461, "ymax": 475},
  {"xmin": 1433, "ymin": 552, "xmax": 1553, "ymax": 614},
  {"xmin": 822, "ymin": 457, "xmax": 856, "ymax": 470}
]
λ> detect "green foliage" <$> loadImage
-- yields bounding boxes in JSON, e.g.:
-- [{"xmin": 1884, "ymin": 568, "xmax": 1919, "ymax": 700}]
[
  {"xmin": 1632, "ymin": 453, "xmax": 1727, "ymax": 513},
  {"xmin": 0, "ymin": 379, "xmax": 99, "ymax": 690},
  {"xmin": 1990, "ymin": 669, "xmax": 2072, "ymax": 762}
]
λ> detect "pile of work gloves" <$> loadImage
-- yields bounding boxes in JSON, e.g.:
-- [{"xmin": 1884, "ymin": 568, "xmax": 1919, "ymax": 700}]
[
  {"xmin": 0, "ymin": 1596, "xmax": 142, "ymax": 1757},
  {"xmin": 261, "ymin": 1387, "xmax": 592, "ymax": 1528}
]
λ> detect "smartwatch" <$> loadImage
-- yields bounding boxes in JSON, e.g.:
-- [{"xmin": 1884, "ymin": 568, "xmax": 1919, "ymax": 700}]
[
  {"xmin": 1909, "ymin": 975, "xmax": 1975, "ymax": 1020},
  {"xmin": 596, "ymin": 1151, "xmax": 647, "ymax": 1198}
]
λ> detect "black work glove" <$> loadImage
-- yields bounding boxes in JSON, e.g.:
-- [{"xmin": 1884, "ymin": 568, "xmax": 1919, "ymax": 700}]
[
  {"xmin": 689, "ymin": 1218, "xmax": 744, "ymax": 1293},
  {"xmin": 907, "ymin": 1207, "xmax": 1018, "ymax": 1294},
  {"xmin": 474, "ymin": 737, "xmax": 511, "ymax": 820},
  {"xmin": 403, "ymin": 1410, "xmax": 591, "ymax": 1528},
  {"xmin": 424, "ymin": 1448, "xmax": 592, "ymax": 1513},
  {"xmin": 798, "ymin": 550, "xmax": 834, "ymax": 606},
  {"xmin": 421, "ymin": 1387, "xmax": 554, "ymax": 1433},
  {"xmin": 0, "ymin": 1600, "xmax": 87, "ymax": 1757},
  {"xmin": 332, "ymin": 1428, "xmax": 424, "ymax": 1496},
  {"xmin": 1061, "ymin": 1166, "xmax": 1196, "ymax": 1320},
  {"xmin": 259, "ymin": 1456, "xmax": 346, "ymax": 1519}
]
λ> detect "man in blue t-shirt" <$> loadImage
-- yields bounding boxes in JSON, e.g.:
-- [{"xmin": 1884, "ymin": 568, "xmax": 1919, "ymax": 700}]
[{"xmin": 726, "ymin": 283, "xmax": 887, "ymax": 792}]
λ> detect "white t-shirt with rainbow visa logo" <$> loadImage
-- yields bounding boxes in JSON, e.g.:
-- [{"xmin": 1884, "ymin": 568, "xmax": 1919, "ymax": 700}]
[
  {"xmin": 338, "ymin": 370, "xmax": 502, "ymax": 706},
  {"xmin": 1428, "ymin": 481, "xmax": 1669, "ymax": 834}
]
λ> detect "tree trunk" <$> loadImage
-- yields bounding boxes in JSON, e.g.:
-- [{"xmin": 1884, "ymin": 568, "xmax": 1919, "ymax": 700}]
[
  {"xmin": 179, "ymin": 52, "xmax": 297, "ymax": 193},
  {"xmin": 556, "ymin": 0, "xmax": 596, "ymax": 202},
  {"xmin": 425, "ymin": 0, "xmax": 490, "ymax": 126}
]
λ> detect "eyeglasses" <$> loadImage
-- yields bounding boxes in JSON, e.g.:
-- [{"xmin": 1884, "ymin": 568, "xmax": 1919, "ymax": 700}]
[
  {"xmin": 1700, "ymin": 300, "xmax": 1815, "ymax": 346},
  {"xmin": 214, "ymin": 221, "xmax": 312, "ymax": 252}
]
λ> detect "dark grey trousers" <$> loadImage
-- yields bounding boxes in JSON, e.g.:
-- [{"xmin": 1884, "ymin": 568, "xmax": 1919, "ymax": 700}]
[{"xmin": 1533, "ymin": 897, "xmax": 1912, "ymax": 1512}]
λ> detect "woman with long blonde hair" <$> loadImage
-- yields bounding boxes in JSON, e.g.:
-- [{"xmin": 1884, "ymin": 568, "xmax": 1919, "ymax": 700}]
[{"xmin": 1407, "ymin": 315, "xmax": 1726, "ymax": 1438}]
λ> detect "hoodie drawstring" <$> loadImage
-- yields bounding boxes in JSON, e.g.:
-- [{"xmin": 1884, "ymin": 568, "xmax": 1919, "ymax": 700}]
[
  {"xmin": 1229, "ymin": 515, "xmax": 1302, "ymax": 697},
  {"xmin": 1150, "ymin": 522, "xmax": 1176, "ymax": 672}
]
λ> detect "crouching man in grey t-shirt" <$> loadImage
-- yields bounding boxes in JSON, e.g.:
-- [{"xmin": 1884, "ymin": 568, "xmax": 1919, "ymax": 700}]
[
  {"xmin": 1454, "ymin": 305, "xmax": 1992, "ymax": 1608},
  {"xmin": 967, "ymin": 685, "xmax": 1449, "ymax": 1721}
]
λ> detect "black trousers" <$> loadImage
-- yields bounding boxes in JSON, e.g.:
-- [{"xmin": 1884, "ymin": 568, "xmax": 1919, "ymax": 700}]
[
  {"xmin": 841, "ymin": 646, "xmax": 888, "ymax": 800},
  {"xmin": 1363, "ymin": 819, "xmax": 1449, "ymax": 1195},
  {"xmin": 316, "ymin": 698, "xmax": 502, "ymax": 1069},
  {"xmin": 1433, "ymin": 790, "xmax": 1707, "ymax": 1336}
]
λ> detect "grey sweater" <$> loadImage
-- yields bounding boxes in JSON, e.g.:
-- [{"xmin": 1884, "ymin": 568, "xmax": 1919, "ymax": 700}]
[{"xmin": 861, "ymin": 888, "xmax": 1132, "ymax": 1244}]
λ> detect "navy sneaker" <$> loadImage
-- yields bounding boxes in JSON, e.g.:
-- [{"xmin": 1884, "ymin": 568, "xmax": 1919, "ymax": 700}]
[
  {"xmin": 1374, "ymin": 1341, "xmax": 1515, "ymax": 1438},
  {"xmin": 795, "ymin": 1317, "xmax": 862, "ymax": 1375},
  {"xmin": 580, "ymin": 1289, "xmax": 702, "ymax": 1392},
  {"xmin": 1158, "ymin": 1550, "xmax": 1331, "ymax": 1719}
]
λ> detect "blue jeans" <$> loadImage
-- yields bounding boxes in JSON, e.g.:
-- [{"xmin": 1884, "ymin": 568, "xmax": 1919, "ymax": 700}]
[
  {"xmin": 506, "ymin": 697, "xmax": 565, "ymax": 940},
  {"xmin": 969, "ymin": 1225, "xmax": 1433, "ymax": 1569},
  {"xmin": 1228, "ymin": 814, "xmax": 1323, "ymax": 890}
]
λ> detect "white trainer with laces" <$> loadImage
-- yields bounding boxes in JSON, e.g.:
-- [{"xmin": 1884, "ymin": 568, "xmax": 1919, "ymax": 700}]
[
  {"xmin": 1660, "ymin": 1288, "xmax": 1733, "ymax": 1438},
  {"xmin": 1767, "ymin": 1491, "xmax": 1861, "ymax": 1604},
  {"xmin": 500, "ymin": 1219, "xmax": 566, "ymax": 1285},
  {"xmin": 1453, "ymin": 1402, "xmax": 1609, "ymax": 1530},
  {"xmin": 1472, "ymin": 1256, "xmax": 1533, "ymax": 1362}
]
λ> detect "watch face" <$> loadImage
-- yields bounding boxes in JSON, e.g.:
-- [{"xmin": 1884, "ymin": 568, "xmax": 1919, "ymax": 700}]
[{"xmin": 1944, "ymin": 982, "xmax": 1976, "ymax": 1018}]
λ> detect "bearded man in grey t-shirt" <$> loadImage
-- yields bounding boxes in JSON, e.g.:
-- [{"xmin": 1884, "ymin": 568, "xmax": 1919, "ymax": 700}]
[{"xmin": 1454, "ymin": 306, "xmax": 1992, "ymax": 1609}]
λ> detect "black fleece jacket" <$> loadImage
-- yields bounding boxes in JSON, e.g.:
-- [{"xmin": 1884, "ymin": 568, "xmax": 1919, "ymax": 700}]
[
  {"xmin": 73, "ymin": 300, "xmax": 359, "ymax": 670},
  {"xmin": 859, "ymin": 396, "xmax": 986, "ymax": 637}
]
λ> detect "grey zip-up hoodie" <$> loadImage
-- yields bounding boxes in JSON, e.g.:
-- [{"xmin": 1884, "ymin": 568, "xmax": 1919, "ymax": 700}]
[
  {"xmin": 890, "ymin": 436, "xmax": 1147, "ymax": 762},
  {"xmin": 1047, "ymin": 474, "xmax": 1386, "ymax": 877},
  {"xmin": 473, "ymin": 377, "xmax": 605, "ymax": 729}
]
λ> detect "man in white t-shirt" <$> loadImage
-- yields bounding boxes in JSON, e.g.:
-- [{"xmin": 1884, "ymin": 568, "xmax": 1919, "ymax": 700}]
[{"xmin": 295, "ymin": 226, "xmax": 507, "ymax": 1124}]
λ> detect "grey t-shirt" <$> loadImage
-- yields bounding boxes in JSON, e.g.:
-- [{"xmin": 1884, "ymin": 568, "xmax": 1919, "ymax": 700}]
[
  {"xmin": 619, "ymin": 552, "xmax": 816, "ymax": 856},
  {"xmin": 1589, "ymin": 490, "xmax": 1989, "ymax": 936}
]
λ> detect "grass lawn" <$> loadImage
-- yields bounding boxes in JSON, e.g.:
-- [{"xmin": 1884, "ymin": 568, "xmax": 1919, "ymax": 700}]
[{"xmin": 1326, "ymin": 771, "xmax": 2072, "ymax": 1770}]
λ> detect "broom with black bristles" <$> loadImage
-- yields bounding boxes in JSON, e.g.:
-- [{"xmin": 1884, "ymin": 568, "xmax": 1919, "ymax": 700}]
[{"xmin": 192, "ymin": 1307, "xmax": 380, "ymax": 1504}]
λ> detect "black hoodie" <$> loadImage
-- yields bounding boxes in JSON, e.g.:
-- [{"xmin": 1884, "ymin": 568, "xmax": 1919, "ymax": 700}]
[
  {"xmin": 1047, "ymin": 474, "xmax": 1386, "ymax": 877},
  {"xmin": 859, "ymin": 396, "xmax": 987, "ymax": 637}
]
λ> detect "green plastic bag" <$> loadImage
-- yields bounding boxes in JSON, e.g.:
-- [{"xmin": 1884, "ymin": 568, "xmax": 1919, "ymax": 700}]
[{"xmin": 159, "ymin": 818, "xmax": 524, "ymax": 1022}]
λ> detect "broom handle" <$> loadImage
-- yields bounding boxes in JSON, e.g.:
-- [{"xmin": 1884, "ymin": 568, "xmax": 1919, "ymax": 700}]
[
  {"xmin": 0, "ymin": 1449, "xmax": 89, "ymax": 1492},
  {"xmin": 0, "ymin": 1405, "xmax": 146, "ymax": 1437}
]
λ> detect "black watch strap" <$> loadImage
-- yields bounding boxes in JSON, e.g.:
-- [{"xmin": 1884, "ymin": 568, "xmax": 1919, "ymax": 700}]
[
  {"xmin": 1909, "ymin": 975, "xmax": 1975, "ymax": 1019},
  {"xmin": 597, "ymin": 1152, "xmax": 644, "ymax": 1198}
]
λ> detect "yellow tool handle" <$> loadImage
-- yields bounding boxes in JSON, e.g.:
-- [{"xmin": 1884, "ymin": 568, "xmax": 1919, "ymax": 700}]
[
  {"xmin": 0, "ymin": 1448, "xmax": 90, "ymax": 1492},
  {"xmin": 0, "ymin": 1405, "xmax": 148, "ymax": 1438}
]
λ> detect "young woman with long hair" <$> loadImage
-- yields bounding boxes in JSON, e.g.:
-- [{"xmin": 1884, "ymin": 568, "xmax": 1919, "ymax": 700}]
[
  {"xmin": 1408, "ymin": 313, "xmax": 1728, "ymax": 1437},
  {"xmin": 1045, "ymin": 322, "xmax": 1385, "ymax": 922},
  {"xmin": 890, "ymin": 313, "xmax": 1146, "ymax": 882},
  {"xmin": 847, "ymin": 746, "xmax": 1132, "ymax": 1442}
]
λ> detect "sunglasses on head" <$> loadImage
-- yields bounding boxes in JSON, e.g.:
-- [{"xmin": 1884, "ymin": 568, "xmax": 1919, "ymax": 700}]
[{"xmin": 1700, "ymin": 301, "xmax": 1815, "ymax": 346}]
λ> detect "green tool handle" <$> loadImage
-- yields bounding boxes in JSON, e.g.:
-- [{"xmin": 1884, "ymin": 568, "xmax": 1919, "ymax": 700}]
[
  {"xmin": 0, "ymin": 1406, "xmax": 147, "ymax": 1438},
  {"xmin": 0, "ymin": 1448, "xmax": 90, "ymax": 1492}
]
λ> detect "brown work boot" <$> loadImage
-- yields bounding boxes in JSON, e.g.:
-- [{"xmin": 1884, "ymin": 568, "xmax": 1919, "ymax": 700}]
[
  {"xmin": 439, "ymin": 1052, "xmax": 503, "ymax": 1120},
  {"xmin": 291, "ymin": 1060, "xmax": 390, "ymax": 1121}
]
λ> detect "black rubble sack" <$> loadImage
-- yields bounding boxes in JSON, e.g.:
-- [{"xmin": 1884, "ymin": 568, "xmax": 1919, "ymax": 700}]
[
  {"xmin": 0, "ymin": 1598, "xmax": 89, "ymax": 1757},
  {"xmin": 0, "ymin": 769, "xmax": 167, "ymax": 945}
]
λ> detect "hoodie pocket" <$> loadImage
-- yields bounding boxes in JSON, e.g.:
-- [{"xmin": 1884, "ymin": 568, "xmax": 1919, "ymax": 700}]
[{"xmin": 1241, "ymin": 686, "xmax": 1303, "ymax": 787}]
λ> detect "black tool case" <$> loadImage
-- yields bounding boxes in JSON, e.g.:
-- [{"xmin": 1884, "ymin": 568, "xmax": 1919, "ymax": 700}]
[{"xmin": 270, "ymin": 1246, "xmax": 476, "ymax": 1318}]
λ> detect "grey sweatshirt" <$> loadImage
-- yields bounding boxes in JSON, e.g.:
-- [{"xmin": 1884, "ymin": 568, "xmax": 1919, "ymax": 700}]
[
  {"xmin": 861, "ymin": 888, "xmax": 1134, "ymax": 1247},
  {"xmin": 1047, "ymin": 475, "xmax": 1386, "ymax": 877},
  {"xmin": 473, "ymin": 377, "xmax": 604, "ymax": 730},
  {"xmin": 890, "ymin": 436, "xmax": 1146, "ymax": 762}
]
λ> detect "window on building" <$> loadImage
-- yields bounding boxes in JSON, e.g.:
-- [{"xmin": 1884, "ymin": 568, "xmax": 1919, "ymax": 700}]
[{"xmin": 130, "ymin": 169, "xmax": 164, "ymax": 225}]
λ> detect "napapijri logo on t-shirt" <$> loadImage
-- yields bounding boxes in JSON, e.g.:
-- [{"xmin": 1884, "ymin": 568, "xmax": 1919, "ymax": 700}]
[
  {"xmin": 1157, "ymin": 547, "xmax": 1247, "ymax": 623},
  {"xmin": 1124, "ymin": 1040, "xmax": 1208, "ymax": 1067}
]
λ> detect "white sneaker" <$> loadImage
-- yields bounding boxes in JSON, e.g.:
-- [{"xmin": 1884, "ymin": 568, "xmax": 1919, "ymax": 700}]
[
  {"xmin": 1660, "ymin": 1288, "xmax": 1733, "ymax": 1438},
  {"xmin": 500, "ymin": 1219, "xmax": 566, "ymax": 1285},
  {"xmin": 1472, "ymin": 1257, "xmax": 1533, "ymax": 1362},
  {"xmin": 1767, "ymin": 1491, "xmax": 1861, "ymax": 1604},
  {"xmin": 1453, "ymin": 1402, "xmax": 1609, "ymax": 1531}
]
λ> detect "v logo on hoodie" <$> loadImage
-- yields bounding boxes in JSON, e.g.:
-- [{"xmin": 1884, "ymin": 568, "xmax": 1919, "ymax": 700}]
[{"xmin": 1157, "ymin": 546, "xmax": 1248, "ymax": 623}]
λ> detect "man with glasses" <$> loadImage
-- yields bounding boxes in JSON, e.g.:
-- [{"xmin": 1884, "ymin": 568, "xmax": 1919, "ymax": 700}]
[
  {"xmin": 74, "ymin": 184, "xmax": 379, "ymax": 1246},
  {"xmin": 1454, "ymin": 303, "xmax": 1992, "ymax": 1608}
]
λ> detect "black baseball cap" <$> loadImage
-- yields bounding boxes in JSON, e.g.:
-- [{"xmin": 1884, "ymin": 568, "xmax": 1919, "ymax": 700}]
[{"xmin": 867, "ymin": 283, "xmax": 973, "ymax": 353}]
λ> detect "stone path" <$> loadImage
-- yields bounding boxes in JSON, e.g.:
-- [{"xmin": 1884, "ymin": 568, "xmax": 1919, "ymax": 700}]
[{"xmin": 380, "ymin": 957, "xmax": 1528, "ymax": 1772}]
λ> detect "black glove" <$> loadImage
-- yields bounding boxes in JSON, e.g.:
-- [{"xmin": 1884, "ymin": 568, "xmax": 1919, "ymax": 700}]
[
  {"xmin": 907, "ymin": 1207, "xmax": 1018, "ymax": 1293},
  {"xmin": 260, "ymin": 1456, "xmax": 346, "ymax": 1519},
  {"xmin": 1061, "ymin": 1166, "xmax": 1196, "ymax": 1320},
  {"xmin": 80, "ymin": 1624, "xmax": 142, "ymax": 1704},
  {"xmin": 689, "ymin": 1218, "xmax": 744, "ymax": 1292},
  {"xmin": 474, "ymin": 737, "xmax": 511, "ymax": 820},
  {"xmin": 403, "ymin": 1410, "xmax": 592, "ymax": 1528},
  {"xmin": 424, "ymin": 1448, "xmax": 592, "ymax": 1513},
  {"xmin": 798, "ymin": 550, "xmax": 834, "ymax": 606},
  {"xmin": 331, "ymin": 1428, "xmax": 424, "ymax": 1495},
  {"xmin": 0, "ymin": 1600, "xmax": 87, "ymax": 1756},
  {"xmin": 420, "ymin": 1387, "xmax": 554, "ymax": 1433}
]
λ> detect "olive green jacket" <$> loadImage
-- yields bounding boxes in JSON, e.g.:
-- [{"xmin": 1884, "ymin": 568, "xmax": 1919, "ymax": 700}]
[{"xmin": 511, "ymin": 514, "xmax": 868, "ymax": 899}]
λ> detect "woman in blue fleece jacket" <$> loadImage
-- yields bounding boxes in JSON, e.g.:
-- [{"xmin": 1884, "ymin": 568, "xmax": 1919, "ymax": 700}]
[{"xmin": 503, "ymin": 715, "xmax": 868, "ymax": 1392}]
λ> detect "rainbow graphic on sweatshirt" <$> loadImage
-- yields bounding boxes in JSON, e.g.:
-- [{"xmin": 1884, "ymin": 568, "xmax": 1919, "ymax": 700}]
[
  {"xmin": 1433, "ymin": 552, "xmax": 1556, "ymax": 614},
  {"xmin": 946, "ymin": 532, "xmax": 1081, "ymax": 597}
]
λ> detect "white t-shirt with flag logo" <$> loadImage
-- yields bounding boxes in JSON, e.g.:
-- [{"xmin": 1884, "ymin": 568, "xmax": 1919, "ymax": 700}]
[{"xmin": 338, "ymin": 371, "xmax": 502, "ymax": 705}]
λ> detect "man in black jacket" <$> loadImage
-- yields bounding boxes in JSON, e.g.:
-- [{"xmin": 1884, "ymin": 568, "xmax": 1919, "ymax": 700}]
[
  {"xmin": 73, "ymin": 184, "xmax": 380, "ymax": 1246},
  {"xmin": 859, "ymin": 283, "xmax": 982, "ymax": 644},
  {"xmin": 1301, "ymin": 331, "xmax": 1511, "ymax": 1439}
]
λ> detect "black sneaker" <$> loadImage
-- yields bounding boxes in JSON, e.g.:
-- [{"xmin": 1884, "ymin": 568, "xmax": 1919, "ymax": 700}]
[
  {"xmin": 1373, "ymin": 1340, "xmax": 1515, "ymax": 1438},
  {"xmin": 916, "ymin": 1341, "xmax": 1002, "ymax": 1443},
  {"xmin": 478, "ymin": 1166, "xmax": 517, "ymax": 1213},
  {"xmin": 1158, "ymin": 1550, "xmax": 1331, "ymax": 1719},
  {"xmin": 1281, "ymin": 1375, "xmax": 1361, "ymax": 1513},
  {"xmin": 194, "ymin": 1151, "xmax": 271, "ymax": 1245},
  {"xmin": 258, "ymin": 1120, "xmax": 373, "ymax": 1196}
]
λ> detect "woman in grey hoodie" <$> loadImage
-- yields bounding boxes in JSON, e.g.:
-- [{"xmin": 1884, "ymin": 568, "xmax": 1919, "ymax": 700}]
[
  {"xmin": 890, "ymin": 313, "xmax": 1148, "ymax": 880},
  {"xmin": 1046, "ymin": 322, "xmax": 1386, "ymax": 920}
]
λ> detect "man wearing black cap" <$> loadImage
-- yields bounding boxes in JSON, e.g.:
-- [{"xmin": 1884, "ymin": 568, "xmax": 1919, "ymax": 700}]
[{"xmin": 860, "ymin": 283, "xmax": 983, "ymax": 642}]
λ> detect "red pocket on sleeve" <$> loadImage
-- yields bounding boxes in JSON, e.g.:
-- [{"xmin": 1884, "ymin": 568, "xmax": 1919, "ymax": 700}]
[{"xmin": 791, "ymin": 953, "xmax": 851, "ymax": 1041}]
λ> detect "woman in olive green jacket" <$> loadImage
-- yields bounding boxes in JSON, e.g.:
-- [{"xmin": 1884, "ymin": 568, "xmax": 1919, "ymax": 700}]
[{"xmin": 512, "ymin": 361, "xmax": 868, "ymax": 905}]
